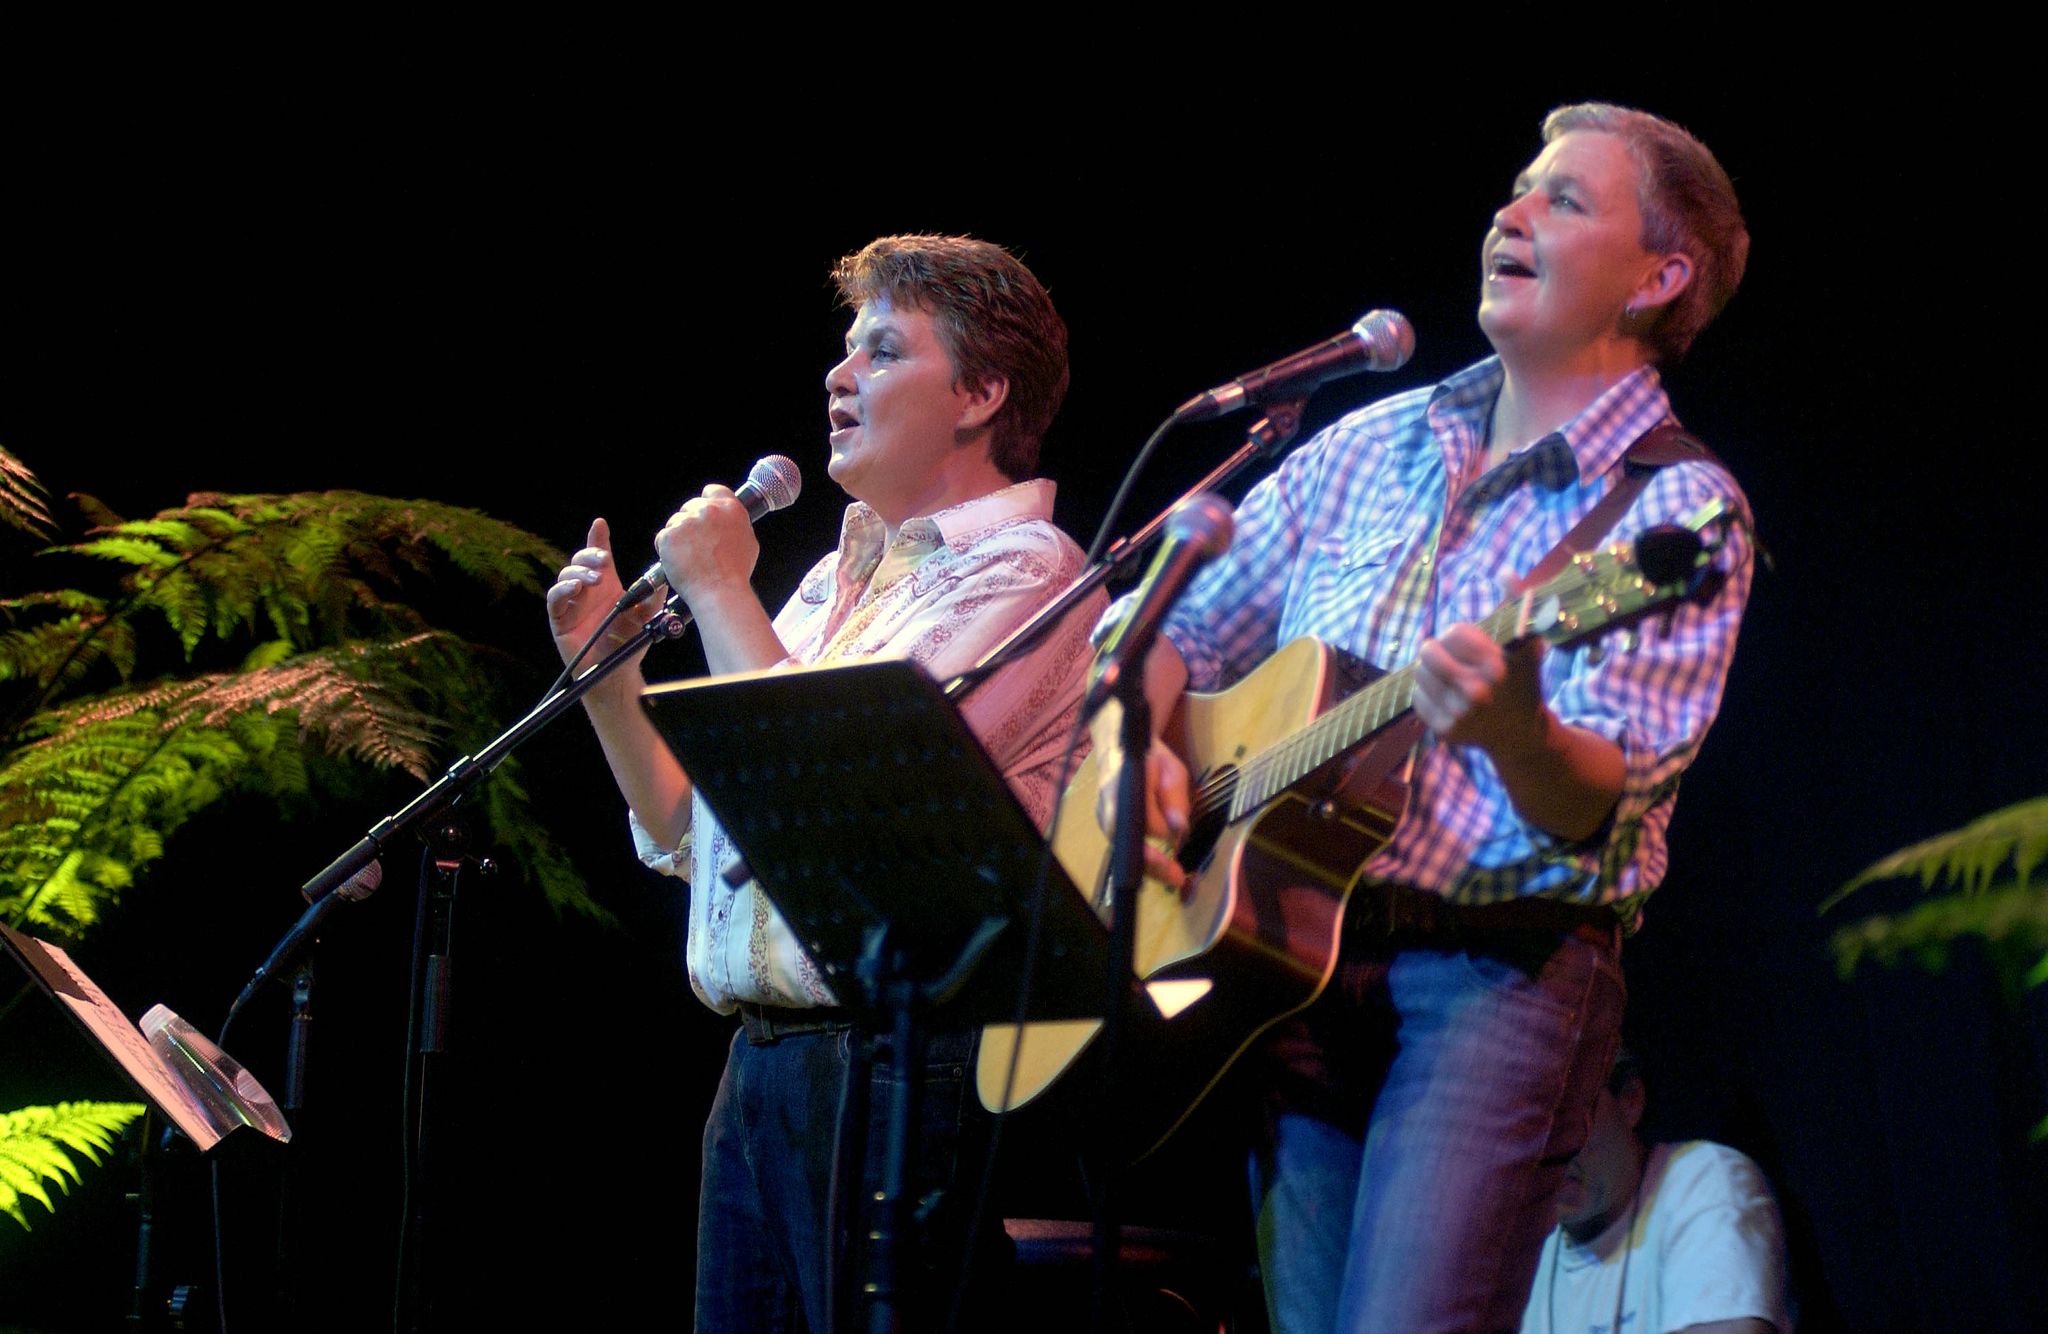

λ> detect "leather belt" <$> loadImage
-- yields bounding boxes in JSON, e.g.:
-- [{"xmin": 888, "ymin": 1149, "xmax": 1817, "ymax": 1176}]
[
  {"xmin": 1347, "ymin": 882, "xmax": 1621, "ymax": 952},
  {"xmin": 737, "ymin": 1002, "xmax": 853, "ymax": 1046}
]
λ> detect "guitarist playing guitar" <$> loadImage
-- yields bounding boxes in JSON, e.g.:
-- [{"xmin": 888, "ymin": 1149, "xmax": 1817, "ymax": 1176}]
[{"xmin": 1098, "ymin": 103, "xmax": 1756, "ymax": 1334}]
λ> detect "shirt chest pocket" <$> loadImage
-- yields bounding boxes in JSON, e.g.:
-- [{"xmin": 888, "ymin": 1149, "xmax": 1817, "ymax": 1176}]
[
  {"xmin": 1284, "ymin": 528, "xmax": 1408, "ymax": 642},
  {"xmin": 1323, "ymin": 529, "xmax": 1406, "ymax": 573}
]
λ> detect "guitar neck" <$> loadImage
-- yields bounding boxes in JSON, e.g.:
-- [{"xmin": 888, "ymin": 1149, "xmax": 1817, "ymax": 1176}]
[{"xmin": 1226, "ymin": 598, "xmax": 1533, "ymax": 819}]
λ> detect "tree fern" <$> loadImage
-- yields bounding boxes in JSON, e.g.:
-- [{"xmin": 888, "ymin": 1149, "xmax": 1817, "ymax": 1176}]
[
  {"xmin": 1822, "ymin": 796, "xmax": 2048, "ymax": 912},
  {"xmin": 0, "ymin": 1101, "xmax": 146, "ymax": 1229},
  {"xmin": 1, "ymin": 459, "xmax": 600, "ymax": 937},
  {"xmin": 1824, "ymin": 796, "xmax": 2048, "ymax": 972},
  {"xmin": 1831, "ymin": 879, "xmax": 2048, "ymax": 977},
  {"xmin": 1825, "ymin": 796, "xmax": 2048, "ymax": 1140}
]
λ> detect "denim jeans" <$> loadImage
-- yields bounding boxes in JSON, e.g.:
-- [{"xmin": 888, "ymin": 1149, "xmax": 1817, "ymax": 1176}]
[
  {"xmin": 1249, "ymin": 930, "xmax": 1625, "ymax": 1334},
  {"xmin": 693, "ymin": 1023, "xmax": 984, "ymax": 1334}
]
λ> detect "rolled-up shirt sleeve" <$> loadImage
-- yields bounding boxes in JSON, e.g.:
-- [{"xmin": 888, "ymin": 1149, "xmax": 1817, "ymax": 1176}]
[
  {"xmin": 1104, "ymin": 434, "xmax": 1334, "ymax": 692},
  {"xmin": 1447, "ymin": 458, "xmax": 1755, "ymax": 902},
  {"xmin": 628, "ymin": 807, "xmax": 691, "ymax": 879}
]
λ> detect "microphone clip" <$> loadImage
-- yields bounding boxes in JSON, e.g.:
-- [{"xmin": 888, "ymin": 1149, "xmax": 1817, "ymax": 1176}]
[{"xmin": 1247, "ymin": 398, "xmax": 1307, "ymax": 462}]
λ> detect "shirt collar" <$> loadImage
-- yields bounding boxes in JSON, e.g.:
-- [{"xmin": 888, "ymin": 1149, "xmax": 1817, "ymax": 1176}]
[
  {"xmin": 833, "ymin": 478, "xmax": 1058, "ymax": 596},
  {"xmin": 1430, "ymin": 357, "xmax": 1675, "ymax": 487}
]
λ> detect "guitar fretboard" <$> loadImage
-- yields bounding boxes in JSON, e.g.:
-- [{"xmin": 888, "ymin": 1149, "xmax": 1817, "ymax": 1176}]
[
  {"xmin": 1221, "ymin": 595, "xmax": 1530, "ymax": 819},
  {"xmin": 1184, "ymin": 506, "xmax": 1713, "ymax": 835}
]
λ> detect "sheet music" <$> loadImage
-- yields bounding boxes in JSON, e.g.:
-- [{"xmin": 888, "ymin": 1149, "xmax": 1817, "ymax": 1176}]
[{"xmin": 0, "ymin": 921, "xmax": 219, "ymax": 1151}]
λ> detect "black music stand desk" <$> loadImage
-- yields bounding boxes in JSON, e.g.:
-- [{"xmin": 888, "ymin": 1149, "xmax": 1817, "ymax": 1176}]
[
  {"xmin": 643, "ymin": 658, "xmax": 1111, "ymax": 1029},
  {"xmin": 644, "ymin": 659, "xmax": 1114, "ymax": 1332}
]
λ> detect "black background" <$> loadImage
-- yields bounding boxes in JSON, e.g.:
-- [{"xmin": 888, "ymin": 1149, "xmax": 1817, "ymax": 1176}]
[{"xmin": 3, "ymin": 57, "xmax": 2043, "ymax": 1332}]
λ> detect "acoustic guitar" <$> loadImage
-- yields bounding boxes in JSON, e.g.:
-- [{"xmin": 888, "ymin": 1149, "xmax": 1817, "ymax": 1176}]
[{"xmin": 978, "ymin": 500, "xmax": 1728, "ymax": 1160}]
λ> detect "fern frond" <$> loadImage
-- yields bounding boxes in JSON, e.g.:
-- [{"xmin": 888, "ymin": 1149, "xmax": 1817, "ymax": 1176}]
[
  {"xmin": 11, "ymin": 850, "xmax": 110, "ymax": 933},
  {"xmin": 31, "ymin": 639, "xmax": 447, "ymax": 775},
  {"xmin": 103, "ymin": 519, "xmax": 207, "ymax": 548},
  {"xmin": 1, "ymin": 713, "xmax": 236, "ymax": 931},
  {"xmin": 240, "ymin": 639, "xmax": 294, "ymax": 672},
  {"xmin": 3, "ymin": 483, "xmax": 595, "ymax": 935},
  {"xmin": 0, "ymin": 589, "xmax": 110, "ymax": 618},
  {"xmin": 1, "ymin": 447, "xmax": 54, "ymax": 538},
  {"xmin": 1829, "ymin": 881, "xmax": 2048, "ymax": 979},
  {"xmin": 481, "ymin": 759, "xmax": 612, "ymax": 926},
  {"xmin": 0, "ymin": 613, "xmax": 138, "ymax": 691},
  {"xmin": 1822, "ymin": 795, "xmax": 2048, "ymax": 913},
  {"xmin": 0, "ymin": 1101, "xmax": 147, "ymax": 1230},
  {"xmin": 0, "ymin": 638, "xmax": 470, "ymax": 931},
  {"xmin": 68, "ymin": 492, "xmax": 127, "ymax": 530},
  {"xmin": 65, "ymin": 536, "xmax": 187, "ymax": 570}
]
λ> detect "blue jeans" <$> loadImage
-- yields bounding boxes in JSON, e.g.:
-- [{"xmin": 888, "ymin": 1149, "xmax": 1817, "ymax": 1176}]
[
  {"xmin": 694, "ymin": 1023, "xmax": 985, "ymax": 1334},
  {"xmin": 1249, "ymin": 931, "xmax": 1625, "ymax": 1334}
]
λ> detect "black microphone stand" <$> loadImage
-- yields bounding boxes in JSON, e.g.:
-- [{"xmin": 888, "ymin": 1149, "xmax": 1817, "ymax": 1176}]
[
  {"xmin": 290, "ymin": 595, "xmax": 697, "ymax": 912},
  {"xmin": 941, "ymin": 400, "xmax": 1303, "ymax": 703},
  {"xmin": 256, "ymin": 595, "xmax": 696, "ymax": 1334},
  {"xmin": 274, "ymin": 958, "xmax": 314, "ymax": 1323},
  {"xmin": 399, "ymin": 823, "xmax": 494, "ymax": 1330},
  {"xmin": 940, "ymin": 400, "xmax": 1304, "ymax": 1330}
]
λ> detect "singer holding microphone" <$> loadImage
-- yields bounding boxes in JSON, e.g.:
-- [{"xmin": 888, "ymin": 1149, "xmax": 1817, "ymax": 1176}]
[
  {"xmin": 546, "ymin": 235, "xmax": 1099, "ymax": 1332},
  {"xmin": 1102, "ymin": 104, "xmax": 1757, "ymax": 1333}
]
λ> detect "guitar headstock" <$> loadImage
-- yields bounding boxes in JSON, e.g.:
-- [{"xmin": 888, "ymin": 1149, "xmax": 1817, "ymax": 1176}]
[{"xmin": 1515, "ymin": 498, "xmax": 1728, "ymax": 648}]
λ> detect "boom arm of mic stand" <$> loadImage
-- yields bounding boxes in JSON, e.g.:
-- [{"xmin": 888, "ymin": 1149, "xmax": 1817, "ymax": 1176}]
[
  {"xmin": 295, "ymin": 596, "xmax": 697, "ymax": 905},
  {"xmin": 941, "ymin": 400, "xmax": 1305, "ymax": 703}
]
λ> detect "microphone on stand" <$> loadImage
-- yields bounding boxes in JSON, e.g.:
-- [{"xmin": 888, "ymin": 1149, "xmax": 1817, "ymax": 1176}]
[
  {"xmin": 1172, "ymin": 310, "xmax": 1415, "ymax": 424},
  {"xmin": 1085, "ymin": 494, "xmax": 1235, "ymax": 714},
  {"xmin": 619, "ymin": 454, "xmax": 803, "ymax": 606},
  {"xmin": 230, "ymin": 861, "xmax": 384, "ymax": 1015}
]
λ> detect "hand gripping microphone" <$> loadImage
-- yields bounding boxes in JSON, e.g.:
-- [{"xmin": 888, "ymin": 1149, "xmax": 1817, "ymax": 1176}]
[
  {"xmin": 620, "ymin": 454, "xmax": 803, "ymax": 606},
  {"xmin": 1172, "ymin": 310, "xmax": 1415, "ymax": 424},
  {"xmin": 1085, "ymin": 493, "xmax": 1235, "ymax": 713}
]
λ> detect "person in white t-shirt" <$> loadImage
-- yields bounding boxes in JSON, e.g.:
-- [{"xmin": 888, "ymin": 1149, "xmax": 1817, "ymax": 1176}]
[{"xmin": 1521, "ymin": 1049, "xmax": 1793, "ymax": 1334}]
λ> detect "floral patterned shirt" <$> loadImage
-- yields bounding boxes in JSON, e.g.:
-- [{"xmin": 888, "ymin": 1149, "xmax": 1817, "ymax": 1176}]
[{"xmin": 632, "ymin": 479, "xmax": 1101, "ymax": 1012}]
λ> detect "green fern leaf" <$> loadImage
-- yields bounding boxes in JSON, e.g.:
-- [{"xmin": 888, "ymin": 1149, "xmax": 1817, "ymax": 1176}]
[
  {"xmin": 1, "ymin": 589, "xmax": 110, "ymax": 617},
  {"xmin": 5, "ymin": 478, "xmax": 587, "ymax": 937},
  {"xmin": 239, "ymin": 639, "xmax": 294, "ymax": 672},
  {"xmin": 480, "ymin": 760, "xmax": 611, "ymax": 925},
  {"xmin": 1822, "ymin": 795, "xmax": 2048, "ymax": 913},
  {"xmin": 0, "ymin": 1102, "xmax": 147, "ymax": 1229},
  {"xmin": 65, "ymin": 536, "xmax": 184, "ymax": 570},
  {"xmin": 104, "ymin": 519, "xmax": 206, "ymax": 549},
  {"xmin": 1830, "ymin": 882, "xmax": 2048, "ymax": 977}
]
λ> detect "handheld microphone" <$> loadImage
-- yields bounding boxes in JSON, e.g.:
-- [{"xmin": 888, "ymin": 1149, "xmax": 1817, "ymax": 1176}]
[
  {"xmin": 232, "ymin": 860, "xmax": 383, "ymax": 1012},
  {"xmin": 1085, "ymin": 494, "xmax": 1234, "ymax": 713},
  {"xmin": 620, "ymin": 454, "xmax": 803, "ymax": 605},
  {"xmin": 1173, "ymin": 310, "xmax": 1415, "ymax": 424}
]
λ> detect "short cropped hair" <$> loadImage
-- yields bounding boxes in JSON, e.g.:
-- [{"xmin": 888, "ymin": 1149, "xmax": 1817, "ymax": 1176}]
[
  {"xmin": 1542, "ymin": 103, "xmax": 1749, "ymax": 364},
  {"xmin": 831, "ymin": 235, "xmax": 1070, "ymax": 481}
]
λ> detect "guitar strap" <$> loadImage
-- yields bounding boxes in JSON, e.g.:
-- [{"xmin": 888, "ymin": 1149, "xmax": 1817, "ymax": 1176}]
[{"xmin": 1510, "ymin": 422, "xmax": 1716, "ymax": 594}]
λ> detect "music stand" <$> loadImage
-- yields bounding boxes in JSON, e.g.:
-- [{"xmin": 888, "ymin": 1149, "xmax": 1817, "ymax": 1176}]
[
  {"xmin": 644, "ymin": 660, "xmax": 1113, "ymax": 1027},
  {"xmin": 1, "ymin": 920, "xmax": 291, "ymax": 1159},
  {"xmin": 644, "ymin": 659, "xmax": 1121, "ymax": 1332}
]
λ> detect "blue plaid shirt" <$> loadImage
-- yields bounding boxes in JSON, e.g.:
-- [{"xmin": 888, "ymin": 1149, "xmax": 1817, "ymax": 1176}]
[{"xmin": 1153, "ymin": 357, "xmax": 1753, "ymax": 910}]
